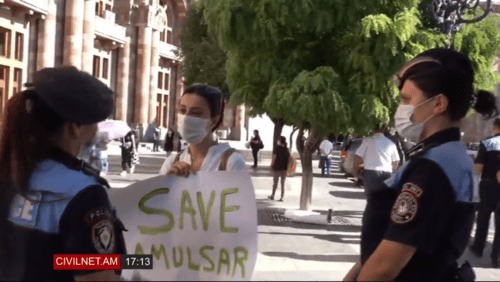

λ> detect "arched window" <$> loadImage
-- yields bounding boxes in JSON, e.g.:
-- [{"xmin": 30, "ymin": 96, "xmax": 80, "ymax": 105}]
[{"xmin": 159, "ymin": 1, "xmax": 173, "ymax": 43}]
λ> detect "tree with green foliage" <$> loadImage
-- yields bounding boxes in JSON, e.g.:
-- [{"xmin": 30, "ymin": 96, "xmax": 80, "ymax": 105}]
[
  {"xmin": 203, "ymin": 0, "xmax": 500, "ymax": 210},
  {"xmin": 176, "ymin": 3, "xmax": 229, "ymax": 94}
]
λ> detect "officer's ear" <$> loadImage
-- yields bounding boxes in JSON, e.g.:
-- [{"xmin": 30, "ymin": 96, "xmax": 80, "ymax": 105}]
[
  {"xmin": 433, "ymin": 94, "xmax": 449, "ymax": 115},
  {"xmin": 65, "ymin": 122, "xmax": 82, "ymax": 140}
]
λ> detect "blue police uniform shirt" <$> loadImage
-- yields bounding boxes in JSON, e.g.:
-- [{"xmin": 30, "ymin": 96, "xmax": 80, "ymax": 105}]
[
  {"xmin": 475, "ymin": 134, "xmax": 500, "ymax": 181},
  {"xmin": 360, "ymin": 127, "xmax": 476, "ymax": 280},
  {"xmin": 4, "ymin": 153, "xmax": 126, "ymax": 281}
]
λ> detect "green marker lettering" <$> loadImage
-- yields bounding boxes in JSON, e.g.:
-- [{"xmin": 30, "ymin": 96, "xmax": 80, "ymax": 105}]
[
  {"xmin": 187, "ymin": 247, "xmax": 200, "ymax": 271},
  {"xmin": 200, "ymin": 246, "xmax": 215, "ymax": 272},
  {"xmin": 180, "ymin": 190, "xmax": 197, "ymax": 230},
  {"xmin": 151, "ymin": 244, "xmax": 170, "ymax": 269},
  {"xmin": 173, "ymin": 246, "xmax": 184, "ymax": 268},
  {"xmin": 197, "ymin": 191, "xmax": 216, "ymax": 231},
  {"xmin": 135, "ymin": 243, "xmax": 144, "ymax": 254},
  {"xmin": 232, "ymin": 247, "xmax": 248, "ymax": 277},
  {"xmin": 220, "ymin": 188, "xmax": 240, "ymax": 233},
  {"xmin": 217, "ymin": 248, "xmax": 231, "ymax": 275},
  {"xmin": 138, "ymin": 188, "xmax": 175, "ymax": 234}
]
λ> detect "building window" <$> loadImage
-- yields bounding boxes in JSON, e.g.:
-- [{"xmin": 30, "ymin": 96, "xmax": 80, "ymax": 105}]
[
  {"xmin": 0, "ymin": 28, "xmax": 10, "ymax": 58},
  {"xmin": 156, "ymin": 94, "xmax": 162, "ymax": 126},
  {"xmin": 13, "ymin": 68, "xmax": 22, "ymax": 95},
  {"xmin": 164, "ymin": 73, "xmax": 169, "ymax": 90},
  {"xmin": 93, "ymin": 56, "xmax": 100, "ymax": 77},
  {"xmin": 167, "ymin": 30, "xmax": 172, "ymax": 44},
  {"xmin": 0, "ymin": 65, "xmax": 7, "ymax": 115},
  {"xmin": 102, "ymin": 58, "xmax": 109, "ymax": 79},
  {"xmin": 15, "ymin": 33, "xmax": 23, "ymax": 61},
  {"xmin": 160, "ymin": 29, "xmax": 166, "ymax": 43},
  {"xmin": 158, "ymin": 72, "xmax": 163, "ymax": 89},
  {"xmin": 163, "ymin": 95, "xmax": 168, "ymax": 127}
]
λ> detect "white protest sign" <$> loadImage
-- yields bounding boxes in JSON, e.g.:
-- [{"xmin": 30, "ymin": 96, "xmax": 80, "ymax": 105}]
[{"xmin": 108, "ymin": 171, "xmax": 258, "ymax": 281}]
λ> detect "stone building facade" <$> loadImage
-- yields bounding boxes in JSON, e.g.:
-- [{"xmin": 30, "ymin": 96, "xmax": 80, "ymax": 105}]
[
  {"xmin": 0, "ymin": 0, "xmax": 183, "ymax": 141},
  {"xmin": 0, "ymin": 0, "xmax": 246, "ymax": 143}
]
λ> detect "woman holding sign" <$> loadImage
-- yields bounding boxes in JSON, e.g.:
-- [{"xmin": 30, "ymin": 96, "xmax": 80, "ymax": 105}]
[
  {"xmin": 159, "ymin": 84, "xmax": 247, "ymax": 175},
  {"xmin": 0, "ymin": 67, "xmax": 126, "ymax": 281}
]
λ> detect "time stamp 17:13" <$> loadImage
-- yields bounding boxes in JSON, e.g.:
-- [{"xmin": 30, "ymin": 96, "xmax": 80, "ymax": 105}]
[{"xmin": 122, "ymin": 255, "xmax": 153, "ymax": 269}]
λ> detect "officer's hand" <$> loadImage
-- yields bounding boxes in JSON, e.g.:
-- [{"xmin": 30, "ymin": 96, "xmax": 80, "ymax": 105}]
[
  {"xmin": 496, "ymin": 170, "xmax": 500, "ymax": 184},
  {"xmin": 167, "ymin": 161, "xmax": 196, "ymax": 178}
]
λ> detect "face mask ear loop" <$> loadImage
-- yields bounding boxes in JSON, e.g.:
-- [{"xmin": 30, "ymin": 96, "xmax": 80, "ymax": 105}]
[{"xmin": 411, "ymin": 95, "xmax": 440, "ymax": 124}]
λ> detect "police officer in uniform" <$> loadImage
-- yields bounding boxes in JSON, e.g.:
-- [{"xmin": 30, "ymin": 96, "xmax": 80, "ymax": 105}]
[
  {"xmin": 469, "ymin": 118, "xmax": 500, "ymax": 268},
  {"xmin": 344, "ymin": 48, "xmax": 498, "ymax": 281},
  {"xmin": 0, "ymin": 66, "xmax": 126, "ymax": 281}
]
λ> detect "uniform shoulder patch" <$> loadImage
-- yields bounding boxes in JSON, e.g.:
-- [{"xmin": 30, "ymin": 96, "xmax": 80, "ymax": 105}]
[
  {"xmin": 86, "ymin": 207, "xmax": 116, "ymax": 254},
  {"xmin": 391, "ymin": 183, "xmax": 424, "ymax": 225}
]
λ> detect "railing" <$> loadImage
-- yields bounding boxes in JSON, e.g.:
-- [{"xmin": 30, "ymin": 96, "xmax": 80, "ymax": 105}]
[
  {"xmin": 94, "ymin": 16, "xmax": 126, "ymax": 44},
  {"xmin": 159, "ymin": 42, "xmax": 180, "ymax": 60}
]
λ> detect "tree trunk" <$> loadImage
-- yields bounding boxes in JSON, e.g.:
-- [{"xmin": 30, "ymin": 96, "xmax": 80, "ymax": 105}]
[
  {"xmin": 289, "ymin": 127, "xmax": 298, "ymax": 151},
  {"xmin": 272, "ymin": 118, "xmax": 285, "ymax": 153},
  {"xmin": 299, "ymin": 127, "xmax": 323, "ymax": 211}
]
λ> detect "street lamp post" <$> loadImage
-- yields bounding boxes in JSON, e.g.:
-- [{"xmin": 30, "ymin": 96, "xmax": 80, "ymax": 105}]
[{"xmin": 431, "ymin": 0, "xmax": 493, "ymax": 34}]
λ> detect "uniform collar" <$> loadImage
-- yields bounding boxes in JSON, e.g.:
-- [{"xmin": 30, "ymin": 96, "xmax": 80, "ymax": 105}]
[
  {"xmin": 48, "ymin": 147, "xmax": 110, "ymax": 188},
  {"xmin": 406, "ymin": 127, "xmax": 461, "ymax": 159}
]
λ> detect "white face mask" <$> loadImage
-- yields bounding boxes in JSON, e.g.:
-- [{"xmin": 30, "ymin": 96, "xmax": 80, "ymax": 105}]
[
  {"xmin": 394, "ymin": 96, "xmax": 438, "ymax": 143},
  {"xmin": 177, "ymin": 114, "xmax": 210, "ymax": 145}
]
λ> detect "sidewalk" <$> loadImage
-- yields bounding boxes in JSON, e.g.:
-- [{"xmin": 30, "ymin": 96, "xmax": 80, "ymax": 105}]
[{"xmin": 103, "ymin": 150, "xmax": 500, "ymax": 281}]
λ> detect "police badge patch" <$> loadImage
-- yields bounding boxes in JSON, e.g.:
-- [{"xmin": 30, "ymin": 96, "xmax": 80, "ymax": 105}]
[
  {"xmin": 92, "ymin": 219, "xmax": 115, "ymax": 254},
  {"xmin": 391, "ymin": 183, "xmax": 424, "ymax": 224}
]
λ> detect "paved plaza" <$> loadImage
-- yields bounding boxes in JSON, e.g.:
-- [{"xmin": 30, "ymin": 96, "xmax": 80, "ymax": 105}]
[{"xmin": 103, "ymin": 142, "xmax": 500, "ymax": 281}]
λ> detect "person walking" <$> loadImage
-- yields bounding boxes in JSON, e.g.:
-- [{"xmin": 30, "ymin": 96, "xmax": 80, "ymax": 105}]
[
  {"xmin": 164, "ymin": 128, "xmax": 175, "ymax": 157},
  {"xmin": 0, "ymin": 66, "xmax": 126, "ymax": 281},
  {"xmin": 268, "ymin": 136, "xmax": 290, "ymax": 201},
  {"xmin": 159, "ymin": 84, "xmax": 247, "ymax": 175},
  {"xmin": 353, "ymin": 125, "xmax": 400, "ymax": 198},
  {"xmin": 250, "ymin": 130, "xmax": 263, "ymax": 168},
  {"xmin": 319, "ymin": 137, "xmax": 333, "ymax": 176},
  {"xmin": 120, "ymin": 130, "xmax": 138, "ymax": 176},
  {"xmin": 153, "ymin": 126, "xmax": 160, "ymax": 152},
  {"xmin": 94, "ymin": 132, "xmax": 110, "ymax": 177},
  {"xmin": 344, "ymin": 48, "xmax": 498, "ymax": 281},
  {"xmin": 469, "ymin": 118, "xmax": 500, "ymax": 267}
]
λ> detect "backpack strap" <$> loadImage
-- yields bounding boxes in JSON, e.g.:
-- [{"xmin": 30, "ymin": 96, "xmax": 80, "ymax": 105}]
[
  {"xmin": 174, "ymin": 150, "xmax": 185, "ymax": 164},
  {"xmin": 219, "ymin": 148, "xmax": 237, "ymax": 171}
]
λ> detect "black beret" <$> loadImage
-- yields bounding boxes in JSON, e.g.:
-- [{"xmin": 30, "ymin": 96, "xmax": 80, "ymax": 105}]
[{"xmin": 27, "ymin": 66, "xmax": 114, "ymax": 125}]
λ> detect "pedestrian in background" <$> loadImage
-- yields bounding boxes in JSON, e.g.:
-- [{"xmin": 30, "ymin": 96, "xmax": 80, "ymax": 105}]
[
  {"xmin": 93, "ymin": 132, "xmax": 110, "ymax": 177},
  {"xmin": 345, "ymin": 48, "xmax": 498, "ymax": 281},
  {"xmin": 164, "ymin": 128, "xmax": 174, "ymax": 157},
  {"xmin": 268, "ymin": 136, "xmax": 290, "ymax": 201},
  {"xmin": 470, "ymin": 118, "xmax": 500, "ymax": 267},
  {"xmin": 120, "ymin": 130, "xmax": 138, "ymax": 176},
  {"xmin": 319, "ymin": 137, "xmax": 333, "ymax": 177},
  {"xmin": 159, "ymin": 84, "xmax": 246, "ymax": 175},
  {"xmin": 250, "ymin": 130, "xmax": 263, "ymax": 168},
  {"xmin": 0, "ymin": 66, "xmax": 126, "ymax": 281},
  {"xmin": 353, "ymin": 125, "xmax": 400, "ymax": 198},
  {"xmin": 153, "ymin": 126, "xmax": 160, "ymax": 152}
]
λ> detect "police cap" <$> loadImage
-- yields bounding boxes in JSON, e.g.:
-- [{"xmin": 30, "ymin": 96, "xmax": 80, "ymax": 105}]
[{"xmin": 27, "ymin": 66, "xmax": 113, "ymax": 125}]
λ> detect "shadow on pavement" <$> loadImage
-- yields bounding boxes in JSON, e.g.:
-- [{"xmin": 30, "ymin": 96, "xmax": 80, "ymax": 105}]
[
  {"xmin": 259, "ymin": 231, "xmax": 361, "ymax": 245},
  {"xmin": 328, "ymin": 181, "xmax": 361, "ymax": 189},
  {"xmin": 329, "ymin": 190, "xmax": 366, "ymax": 200},
  {"xmin": 260, "ymin": 252, "xmax": 359, "ymax": 263}
]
